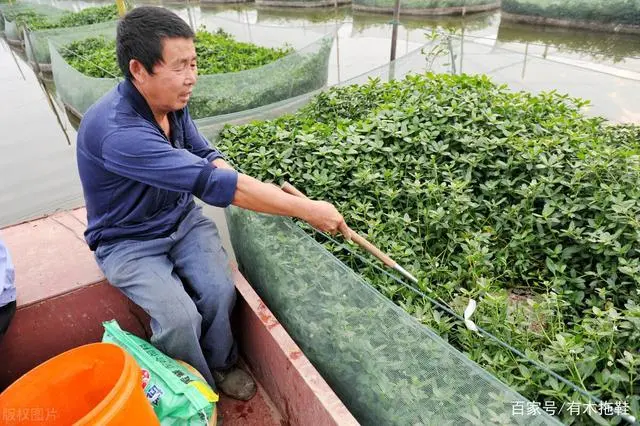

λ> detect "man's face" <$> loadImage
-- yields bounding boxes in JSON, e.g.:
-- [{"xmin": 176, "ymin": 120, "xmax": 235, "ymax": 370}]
[{"xmin": 138, "ymin": 37, "xmax": 197, "ymax": 113}]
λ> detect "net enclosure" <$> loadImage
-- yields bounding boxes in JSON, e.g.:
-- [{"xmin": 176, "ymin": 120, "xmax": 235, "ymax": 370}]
[
  {"xmin": 24, "ymin": 4, "xmax": 118, "ymax": 69},
  {"xmin": 501, "ymin": 0, "xmax": 640, "ymax": 34},
  {"xmin": 1, "ymin": 3, "xmax": 66, "ymax": 44},
  {"xmin": 192, "ymin": 36, "xmax": 640, "ymax": 425},
  {"xmin": 351, "ymin": 0, "xmax": 500, "ymax": 16},
  {"xmin": 49, "ymin": 16, "xmax": 336, "ymax": 119},
  {"xmin": 225, "ymin": 206, "xmax": 563, "ymax": 426}
]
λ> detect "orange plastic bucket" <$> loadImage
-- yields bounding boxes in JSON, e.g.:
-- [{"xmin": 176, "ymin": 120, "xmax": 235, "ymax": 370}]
[{"xmin": 0, "ymin": 342, "xmax": 159, "ymax": 425}]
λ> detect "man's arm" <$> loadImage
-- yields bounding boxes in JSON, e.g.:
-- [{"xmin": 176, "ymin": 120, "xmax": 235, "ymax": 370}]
[
  {"xmin": 212, "ymin": 159, "xmax": 349, "ymax": 237},
  {"xmin": 102, "ymin": 129, "xmax": 237, "ymax": 207},
  {"xmin": 103, "ymin": 128, "xmax": 347, "ymax": 235}
]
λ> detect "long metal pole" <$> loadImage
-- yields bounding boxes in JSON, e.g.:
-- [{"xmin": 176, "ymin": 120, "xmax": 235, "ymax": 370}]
[
  {"xmin": 447, "ymin": 36, "xmax": 456, "ymax": 75},
  {"xmin": 522, "ymin": 42, "xmax": 529, "ymax": 79},
  {"xmin": 389, "ymin": 0, "xmax": 401, "ymax": 61},
  {"xmin": 459, "ymin": 21, "xmax": 464, "ymax": 74}
]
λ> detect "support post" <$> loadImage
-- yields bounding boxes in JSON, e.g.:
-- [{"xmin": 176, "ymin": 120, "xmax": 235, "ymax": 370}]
[{"xmin": 389, "ymin": 0, "xmax": 401, "ymax": 61}]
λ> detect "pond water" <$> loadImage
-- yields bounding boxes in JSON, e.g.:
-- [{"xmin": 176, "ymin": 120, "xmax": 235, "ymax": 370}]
[{"xmin": 1, "ymin": 1, "xmax": 639, "ymax": 227}]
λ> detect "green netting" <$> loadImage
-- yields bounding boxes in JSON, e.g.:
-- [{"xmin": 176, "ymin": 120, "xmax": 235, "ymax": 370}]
[
  {"xmin": 3, "ymin": 16, "xmax": 19, "ymax": 41},
  {"xmin": 22, "ymin": 5, "xmax": 118, "ymax": 67},
  {"xmin": 26, "ymin": 18, "xmax": 117, "ymax": 67},
  {"xmin": 225, "ymin": 207, "xmax": 563, "ymax": 426},
  {"xmin": 255, "ymin": 0, "xmax": 351, "ymax": 9},
  {"xmin": 501, "ymin": 0, "xmax": 640, "ymax": 28},
  {"xmin": 351, "ymin": 0, "xmax": 499, "ymax": 15},
  {"xmin": 0, "ymin": 3, "xmax": 66, "ymax": 20},
  {"xmin": 49, "ymin": 17, "xmax": 336, "ymax": 118},
  {"xmin": 187, "ymin": 37, "xmax": 640, "ymax": 425},
  {"xmin": 0, "ymin": 3, "xmax": 66, "ymax": 41},
  {"xmin": 1, "ymin": 3, "xmax": 21, "ymax": 42},
  {"xmin": 190, "ymin": 35, "xmax": 333, "ymax": 118},
  {"xmin": 195, "ymin": 40, "xmax": 431, "ymax": 140},
  {"xmin": 194, "ymin": 31, "xmax": 638, "ymax": 142},
  {"xmin": 49, "ymin": 36, "xmax": 117, "ymax": 117}
]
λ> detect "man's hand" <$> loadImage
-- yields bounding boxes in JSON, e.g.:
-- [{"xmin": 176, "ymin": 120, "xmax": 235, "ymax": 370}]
[{"xmin": 302, "ymin": 200, "xmax": 351, "ymax": 238}]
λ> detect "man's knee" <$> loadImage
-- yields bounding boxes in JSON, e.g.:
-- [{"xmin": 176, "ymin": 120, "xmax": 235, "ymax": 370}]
[
  {"xmin": 199, "ymin": 276, "xmax": 236, "ymax": 314},
  {"xmin": 159, "ymin": 301, "xmax": 203, "ymax": 338}
]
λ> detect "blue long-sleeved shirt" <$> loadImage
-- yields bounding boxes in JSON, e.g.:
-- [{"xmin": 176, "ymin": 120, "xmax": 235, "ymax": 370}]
[
  {"xmin": 0, "ymin": 237, "xmax": 16, "ymax": 308},
  {"xmin": 77, "ymin": 80, "xmax": 238, "ymax": 250}
]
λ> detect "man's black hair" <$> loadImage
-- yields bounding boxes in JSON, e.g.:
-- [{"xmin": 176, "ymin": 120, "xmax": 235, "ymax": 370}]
[{"xmin": 116, "ymin": 6, "xmax": 195, "ymax": 80}]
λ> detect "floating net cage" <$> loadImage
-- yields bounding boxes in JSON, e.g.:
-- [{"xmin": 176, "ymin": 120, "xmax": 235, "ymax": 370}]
[
  {"xmin": 188, "ymin": 33, "xmax": 640, "ymax": 425},
  {"xmin": 196, "ymin": 31, "xmax": 639, "ymax": 138},
  {"xmin": 255, "ymin": 0, "xmax": 352, "ymax": 10},
  {"xmin": 224, "ymin": 206, "xmax": 563, "ymax": 426},
  {"xmin": 195, "ymin": 39, "xmax": 431, "ymax": 140},
  {"xmin": 351, "ymin": 0, "xmax": 500, "ymax": 16},
  {"xmin": 200, "ymin": 0, "xmax": 252, "ymax": 5},
  {"xmin": 501, "ymin": 0, "xmax": 640, "ymax": 34},
  {"xmin": 1, "ymin": 2, "xmax": 67, "ymax": 44},
  {"xmin": 49, "ymin": 16, "xmax": 337, "ymax": 119},
  {"xmin": 255, "ymin": 4, "xmax": 351, "ymax": 25},
  {"xmin": 6, "ymin": 5, "xmax": 635, "ymax": 421},
  {"xmin": 19, "ymin": 4, "xmax": 118, "ymax": 69},
  {"xmin": 25, "ymin": 18, "xmax": 117, "ymax": 71}
]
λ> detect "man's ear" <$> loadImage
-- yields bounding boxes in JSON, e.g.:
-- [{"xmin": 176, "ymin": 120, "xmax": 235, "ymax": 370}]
[{"xmin": 129, "ymin": 59, "xmax": 148, "ymax": 84}]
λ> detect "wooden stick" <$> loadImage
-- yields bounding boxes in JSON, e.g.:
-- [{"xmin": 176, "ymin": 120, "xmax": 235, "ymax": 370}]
[{"xmin": 280, "ymin": 182, "xmax": 418, "ymax": 283}]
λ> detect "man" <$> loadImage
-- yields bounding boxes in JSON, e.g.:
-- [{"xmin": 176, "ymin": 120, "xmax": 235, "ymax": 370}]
[
  {"xmin": 76, "ymin": 6, "xmax": 348, "ymax": 401},
  {"xmin": 0, "ymin": 237, "xmax": 16, "ymax": 341}
]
